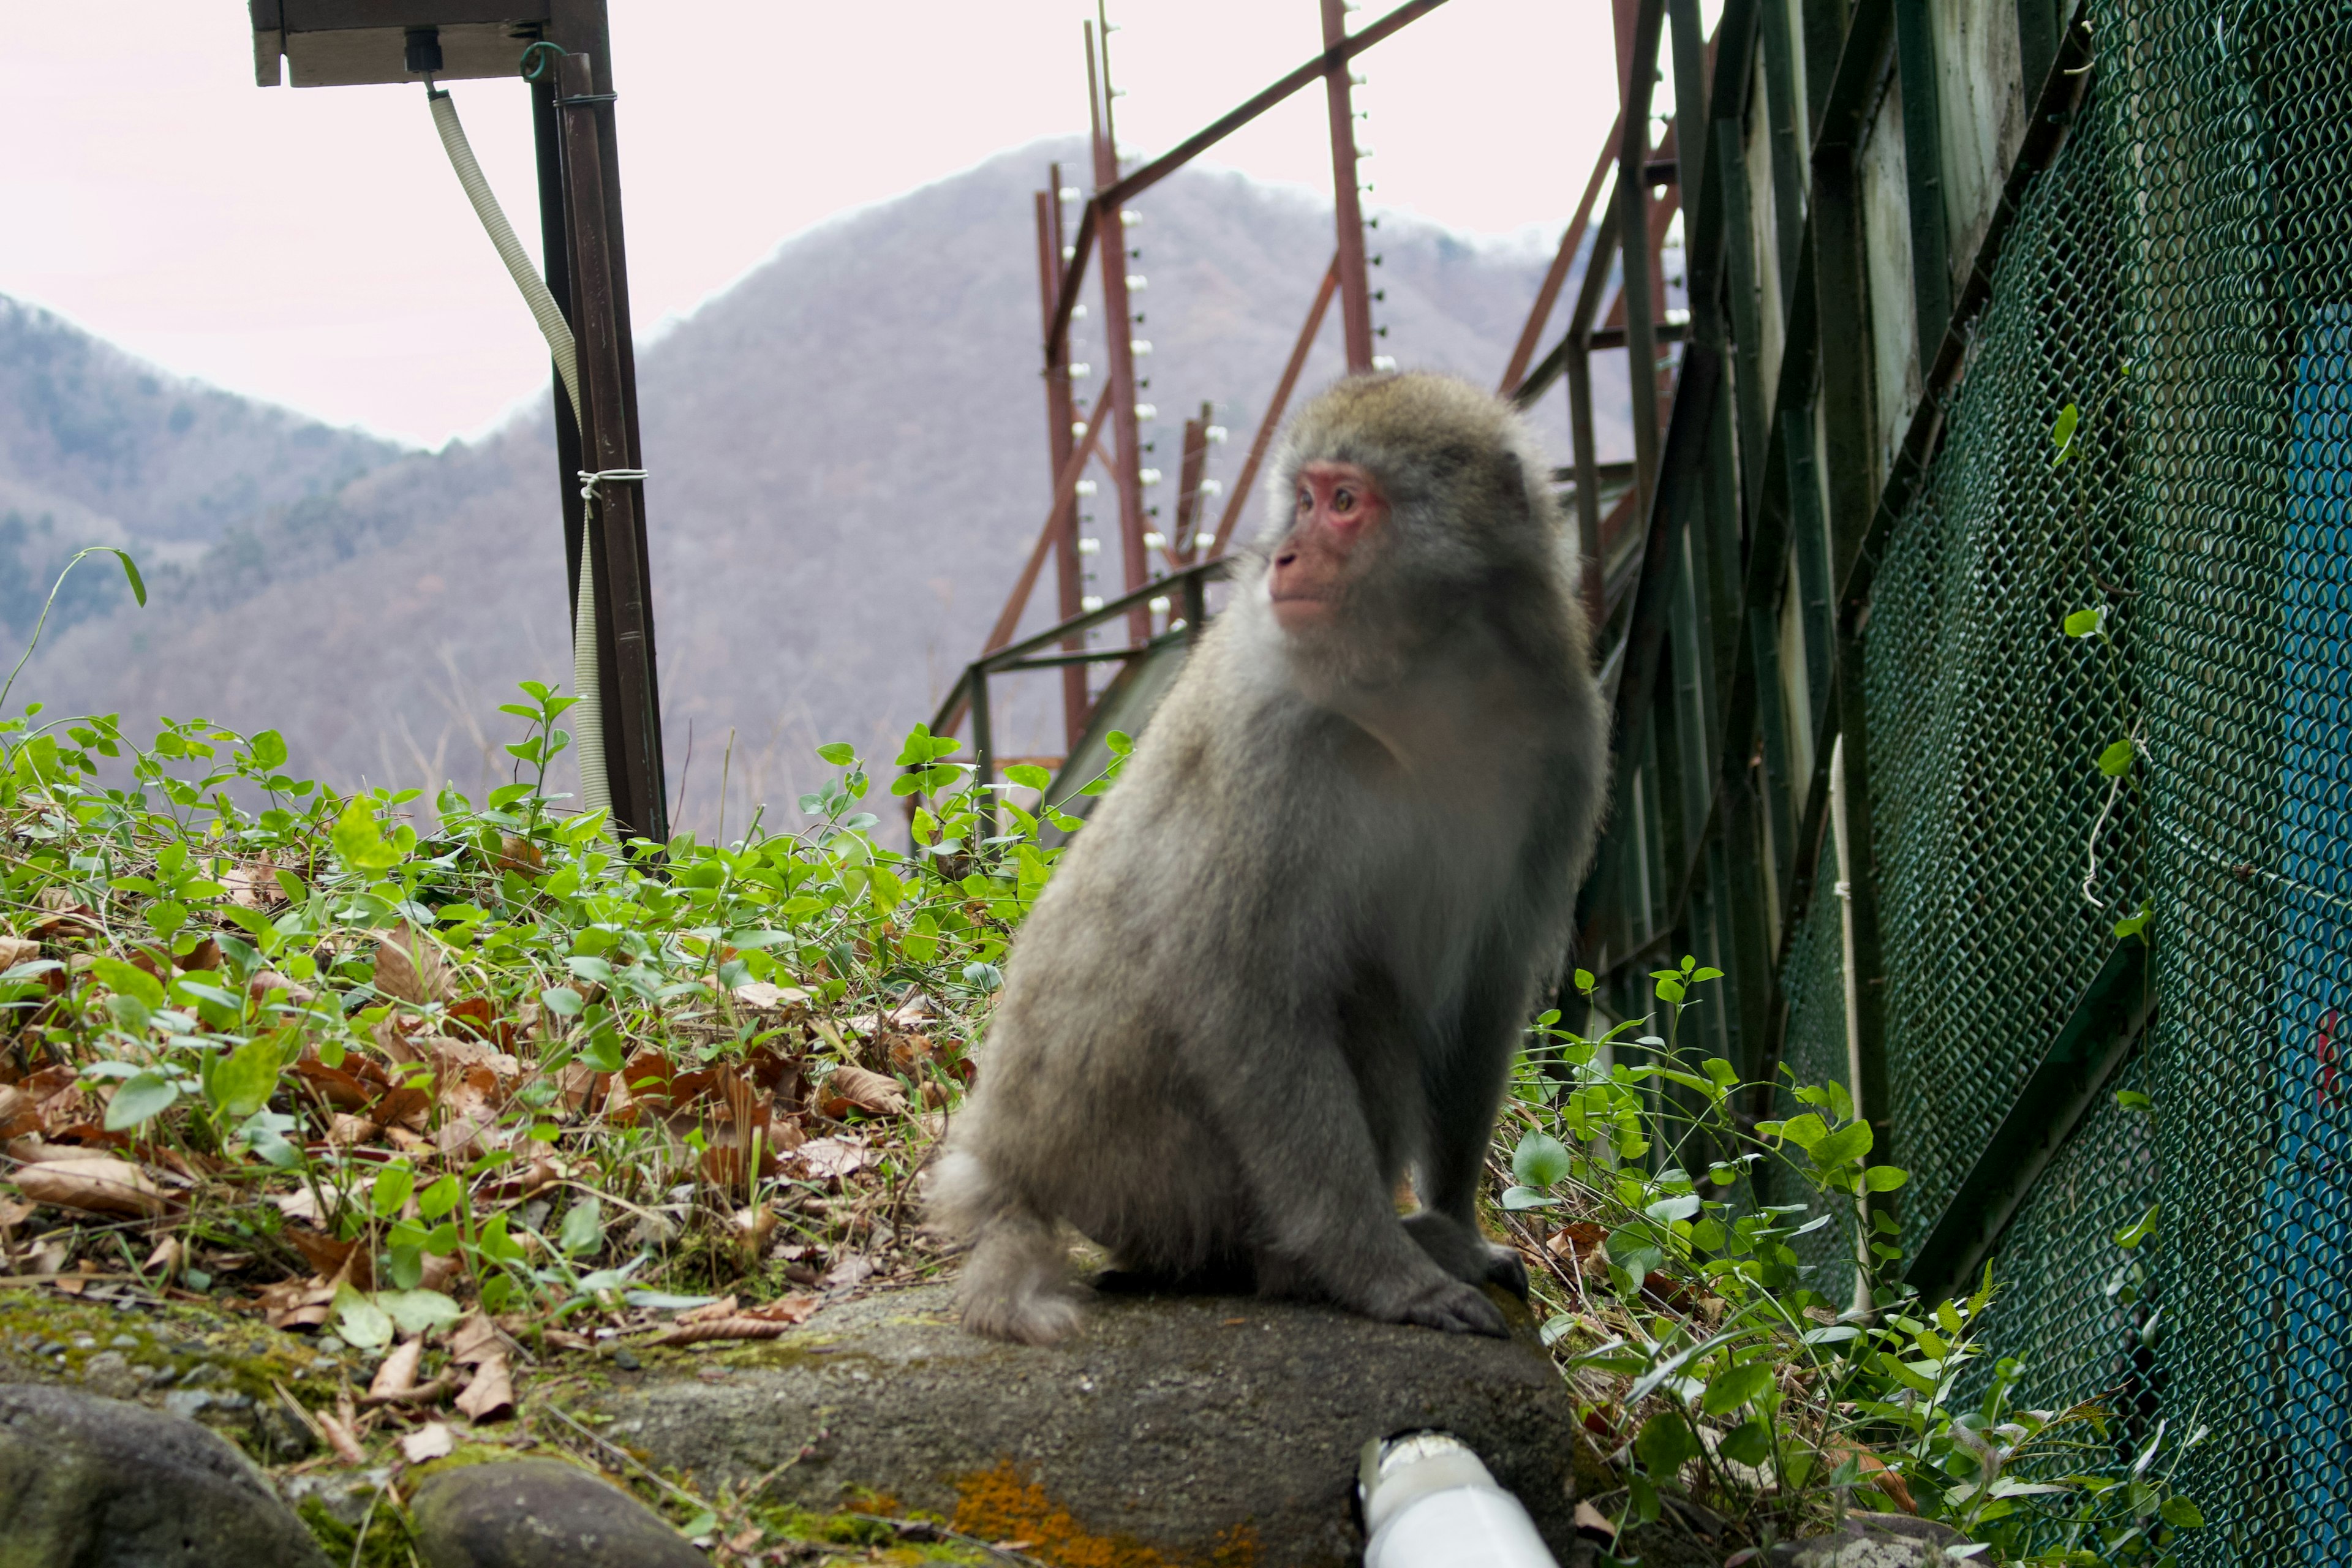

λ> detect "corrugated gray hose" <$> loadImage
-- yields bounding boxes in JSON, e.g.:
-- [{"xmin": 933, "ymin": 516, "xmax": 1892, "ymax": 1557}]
[{"xmin": 428, "ymin": 86, "xmax": 614, "ymax": 833}]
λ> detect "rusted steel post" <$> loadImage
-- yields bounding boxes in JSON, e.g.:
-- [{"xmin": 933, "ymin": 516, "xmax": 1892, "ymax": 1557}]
[
  {"xmin": 1171, "ymin": 402, "xmax": 1212, "ymax": 564},
  {"xmin": 1085, "ymin": 20, "xmax": 1153, "ymax": 646},
  {"xmin": 1499, "ymin": 116, "xmax": 1621, "ymax": 398},
  {"xmin": 527, "ymin": 61, "xmax": 587, "ymax": 628},
  {"xmin": 1613, "ymin": 0, "xmax": 1665, "ymax": 521},
  {"xmin": 1209, "ymin": 257, "xmax": 1341, "ymax": 558},
  {"xmin": 1567, "ymin": 341, "xmax": 1603, "ymax": 638},
  {"xmin": 556, "ymin": 48, "xmax": 666, "ymax": 846},
  {"xmin": 1035, "ymin": 173, "xmax": 1088, "ymax": 750},
  {"xmin": 1321, "ymin": 0, "xmax": 1376, "ymax": 372}
]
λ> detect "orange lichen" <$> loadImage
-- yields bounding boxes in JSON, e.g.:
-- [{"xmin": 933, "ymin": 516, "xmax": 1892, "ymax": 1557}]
[{"xmin": 952, "ymin": 1460, "xmax": 1258, "ymax": 1568}]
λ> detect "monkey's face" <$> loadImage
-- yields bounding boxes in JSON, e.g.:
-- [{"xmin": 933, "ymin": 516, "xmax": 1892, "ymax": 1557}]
[{"xmin": 1270, "ymin": 460, "xmax": 1388, "ymax": 634}]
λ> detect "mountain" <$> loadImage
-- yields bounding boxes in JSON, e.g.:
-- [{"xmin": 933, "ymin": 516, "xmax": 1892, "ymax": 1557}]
[{"xmin": 13, "ymin": 141, "xmax": 1620, "ymax": 833}]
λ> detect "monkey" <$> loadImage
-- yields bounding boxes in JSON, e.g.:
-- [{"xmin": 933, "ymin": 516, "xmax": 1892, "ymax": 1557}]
[{"xmin": 928, "ymin": 371, "xmax": 1609, "ymax": 1344}]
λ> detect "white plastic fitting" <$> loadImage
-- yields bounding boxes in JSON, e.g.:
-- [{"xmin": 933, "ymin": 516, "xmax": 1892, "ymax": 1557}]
[{"xmin": 1359, "ymin": 1433, "xmax": 1559, "ymax": 1568}]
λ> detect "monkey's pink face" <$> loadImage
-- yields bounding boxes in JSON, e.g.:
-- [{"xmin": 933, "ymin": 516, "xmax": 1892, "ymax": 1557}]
[{"xmin": 1271, "ymin": 460, "xmax": 1387, "ymax": 633}]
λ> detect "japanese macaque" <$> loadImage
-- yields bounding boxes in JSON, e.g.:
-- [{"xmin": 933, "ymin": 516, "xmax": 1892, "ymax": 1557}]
[{"xmin": 929, "ymin": 371, "xmax": 1608, "ymax": 1343}]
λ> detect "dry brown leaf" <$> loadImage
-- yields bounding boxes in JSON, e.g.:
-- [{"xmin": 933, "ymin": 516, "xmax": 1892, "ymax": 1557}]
[
  {"xmin": 0, "ymin": 935, "xmax": 39, "ymax": 971},
  {"xmin": 328, "ymin": 1114, "xmax": 381, "ymax": 1147},
  {"xmin": 731, "ymin": 1204, "xmax": 778, "ymax": 1253},
  {"xmin": 554, "ymin": 1063, "xmax": 604, "ymax": 1114},
  {"xmin": 732, "ymin": 981, "xmax": 810, "ymax": 1014},
  {"xmin": 0, "ymin": 1085, "xmax": 37, "ymax": 1140},
  {"xmin": 1547, "ymin": 1222, "xmax": 1610, "ymax": 1277},
  {"xmin": 284, "ymin": 1226, "xmax": 369, "ymax": 1284},
  {"xmin": 258, "ymin": 1276, "xmax": 339, "ymax": 1331},
  {"xmin": 27, "ymin": 891, "xmax": 97, "ymax": 941},
  {"xmin": 142, "ymin": 1235, "xmax": 183, "ymax": 1279},
  {"xmin": 177, "ymin": 938, "xmax": 223, "ymax": 973},
  {"xmin": 370, "ymin": 1085, "xmax": 432, "ymax": 1133},
  {"xmin": 453, "ymin": 1351, "xmax": 514, "ymax": 1422},
  {"xmin": 0, "ymin": 1196, "xmax": 35, "ymax": 1237},
  {"xmin": 224, "ymin": 862, "xmax": 287, "ymax": 910},
  {"xmin": 247, "ymin": 970, "xmax": 316, "ymax": 1006},
  {"xmin": 823, "ymin": 1253, "xmax": 876, "ymax": 1289},
  {"xmin": 491, "ymin": 835, "xmax": 544, "ymax": 873},
  {"xmin": 368, "ymin": 1337, "xmax": 425, "ymax": 1401},
  {"xmin": 794, "ymin": 1135, "xmax": 869, "ymax": 1183},
  {"xmin": 434, "ymin": 1110, "xmax": 503, "ymax": 1161},
  {"xmin": 1574, "ymin": 1500, "xmax": 1618, "ymax": 1540},
  {"xmin": 822, "ymin": 1065, "xmax": 907, "ymax": 1118},
  {"xmin": 372, "ymin": 924, "xmax": 454, "ymax": 1006},
  {"xmin": 650, "ymin": 1292, "xmax": 821, "ymax": 1346},
  {"xmin": 447, "ymin": 1311, "xmax": 502, "ymax": 1366},
  {"xmin": 401, "ymin": 1422, "xmax": 456, "ymax": 1463},
  {"xmin": 10, "ymin": 1155, "xmax": 170, "ymax": 1218},
  {"xmin": 317, "ymin": 1408, "xmax": 367, "ymax": 1466}
]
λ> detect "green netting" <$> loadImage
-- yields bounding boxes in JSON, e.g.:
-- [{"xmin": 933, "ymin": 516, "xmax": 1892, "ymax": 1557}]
[
  {"xmin": 1858, "ymin": 80, "xmax": 2139, "ymax": 1259},
  {"xmin": 2108, "ymin": 1, "xmax": 2352, "ymax": 1559},
  {"xmin": 1775, "ymin": 873, "xmax": 1858, "ymax": 1303}
]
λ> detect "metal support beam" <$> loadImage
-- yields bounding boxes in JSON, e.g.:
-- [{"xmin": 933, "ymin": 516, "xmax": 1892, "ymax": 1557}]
[
  {"xmin": 1321, "ymin": 0, "xmax": 1376, "ymax": 372},
  {"xmin": 1891, "ymin": 0, "xmax": 1953, "ymax": 351},
  {"xmin": 1035, "ymin": 173, "xmax": 1088, "ymax": 750},
  {"xmin": 1613, "ymin": 0, "xmax": 1667, "ymax": 519},
  {"xmin": 1085, "ymin": 18, "xmax": 1152, "ymax": 645},
  {"xmin": 555, "ymin": 46, "xmax": 666, "ymax": 845}
]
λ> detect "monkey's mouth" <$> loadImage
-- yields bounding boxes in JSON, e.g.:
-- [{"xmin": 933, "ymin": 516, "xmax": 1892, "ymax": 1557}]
[{"xmin": 1270, "ymin": 592, "xmax": 1336, "ymax": 631}]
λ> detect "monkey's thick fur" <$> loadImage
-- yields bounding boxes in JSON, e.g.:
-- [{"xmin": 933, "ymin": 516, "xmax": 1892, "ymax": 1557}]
[{"xmin": 930, "ymin": 372, "xmax": 1608, "ymax": 1343}]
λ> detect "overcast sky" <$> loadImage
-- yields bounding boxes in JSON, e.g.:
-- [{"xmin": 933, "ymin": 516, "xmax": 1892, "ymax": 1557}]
[{"xmin": 1, "ymin": 2, "xmax": 1627, "ymax": 448}]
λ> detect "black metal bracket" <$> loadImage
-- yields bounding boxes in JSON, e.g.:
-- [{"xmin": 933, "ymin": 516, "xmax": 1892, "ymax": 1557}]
[{"xmin": 1905, "ymin": 937, "xmax": 2155, "ymax": 1305}]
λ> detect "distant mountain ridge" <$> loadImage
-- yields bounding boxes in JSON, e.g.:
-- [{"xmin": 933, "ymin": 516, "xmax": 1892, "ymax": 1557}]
[{"xmin": 12, "ymin": 141, "xmax": 1623, "ymax": 832}]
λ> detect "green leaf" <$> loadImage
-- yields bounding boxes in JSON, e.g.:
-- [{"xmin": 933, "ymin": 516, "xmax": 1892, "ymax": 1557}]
[
  {"xmin": 1634, "ymin": 1410, "xmax": 1699, "ymax": 1475},
  {"xmin": 1646, "ymin": 1193, "xmax": 1702, "ymax": 1224},
  {"xmin": 375, "ymin": 1289, "xmax": 462, "ymax": 1336},
  {"xmin": 246, "ymin": 729, "xmax": 288, "ymax": 770},
  {"xmin": 1500, "ymin": 1185, "xmax": 1555, "ymax": 1211},
  {"xmin": 373, "ymin": 1161, "xmax": 417, "ymax": 1219},
  {"xmin": 1004, "ymin": 763, "xmax": 1052, "ymax": 791},
  {"xmin": 332, "ymin": 796, "xmax": 404, "ymax": 872},
  {"xmin": 1718, "ymin": 1419, "xmax": 1773, "ymax": 1468},
  {"xmin": 2114, "ymin": 1089, "xmax": 2152, "ymax": 1113},
  {"xmin": 2097, "ymin": 737, "xmax": 2135, "ymax": 777},
  {"xmin": 541, "ymin": 985, "xmax": 585, "ymax": 1017},
  {"xmin": 2114, "ymin": 902, "xmax": 2151, "ymax": 940},
  {"xmin": 90, "ymin": 956, "xmax": 166, "ymax": 1012},
  {"xmin": 1863, "ymin": 1164, "xmax": 1910, "ymax": 1192},
  {"xmin": 2114, "ymin": 1202, "xmax": 2160, "ymax": 1250},
  {"xmin": 333, "ymin": 1284, "xmax": 393, "ymax": 1351},
  {"xmin": 1811, "ymin": 1120, "xmax": 1874, "ymax": 1169},
  {"xmin": 2159, "ymin": 1495, "xmax": 2204, "ymax": 1530},
  {"xmin": 104, "ymin": 1071, "xmax": 179, "ymax": 1131},
  {"xmin": 559, "ymin": 1196, "xmax": 605, "ymax": 1257},
  {"xmin": 1512, "ymin": 1130, "xmax": 1573, "ymax": 1189},
  {"xmin": 2064, "ymin": 606, "xmax": 2105, "ymax": 638},
  {"xmin": 1654, "ymin": 976, "xmax": 1686, "ymax": 1003},
  {"xmin": 1573, "ymin": 968, "xmax": 1595, "ymax": 995},
  {"xmin": 1701, "ymin": 1360, "xmax": 1773, "ymax": 1416},
  {"xmin": 206, "ymin": 1032, "xmax": 288, "ymax": 1120},
  {"xmin": 816, "ymin": 742, "xmax": 857, "ymax": 766},
  {"xmin": 417, "ymin": 1172, "xmax": 463, "ymax": 1222},
  {"xmin": 2051, "ymin": 401, "xmax": 2080, "ymax": 466},
  {"xmin": 1776, "ymin": 1113, "xmax": 1828, "ymax": 1153}
]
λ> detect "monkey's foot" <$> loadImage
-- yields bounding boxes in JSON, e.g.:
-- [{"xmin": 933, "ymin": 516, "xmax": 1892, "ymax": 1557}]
[
  {"xmin": 1384, "ymin": 1276, "xmax": 1509, "ymax": 1338},
  {"xmin": 1402, "ymin": 1212, "xmax": 1529, "ymax": 1299}
]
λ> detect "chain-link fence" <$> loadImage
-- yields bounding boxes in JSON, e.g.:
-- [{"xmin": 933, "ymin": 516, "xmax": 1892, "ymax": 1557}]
[{"xmin": 1758, "ymin": 2, "xmax": 2352, "ymax": 1558}]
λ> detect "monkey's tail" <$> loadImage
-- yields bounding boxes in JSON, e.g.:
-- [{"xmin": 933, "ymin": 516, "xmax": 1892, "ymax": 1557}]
[{"xmin": 929, "ymin": 1146, "xmax": 1087, "ymax": 1344}]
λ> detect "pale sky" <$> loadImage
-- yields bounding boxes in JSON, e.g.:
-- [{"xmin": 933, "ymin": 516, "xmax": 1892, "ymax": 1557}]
[{"xmin": 0, "ymin": 2, "xmax": 1624, "ymax": 449}]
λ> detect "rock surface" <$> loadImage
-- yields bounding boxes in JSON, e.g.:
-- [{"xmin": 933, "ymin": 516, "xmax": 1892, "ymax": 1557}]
[
  {"xmin": 0, "ymin": 1384, "xmax": 330, "ymax": 1567},
  {"xmin": 408, "ymin": 1458, "xmax": 704, "ymax": 1568},
  {"xmin": 570, "ymin": 1281, "xmax": 1581, "ymax": 1567}
]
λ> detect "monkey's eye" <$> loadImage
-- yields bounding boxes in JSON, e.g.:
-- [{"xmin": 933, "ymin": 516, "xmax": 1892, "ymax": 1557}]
[
  {"xmin": 1297, "ymin": 489, "xmax": 1313, "ymax": 511},
  {"xmin": 1332, "ymin": 488, "xmax": 1356, "ymax": 513}
]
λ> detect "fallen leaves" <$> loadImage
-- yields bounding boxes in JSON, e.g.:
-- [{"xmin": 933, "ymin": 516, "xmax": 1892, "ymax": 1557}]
[
  {"xmin": 822, "ymin": 1065, "xmax": 908, "ymax": 1119},
  {"xmin": 649, "ymin": 1292, "xmax": 821, "ymax": 1346},
  {"xmin": 10, "ymin": 1155, "xmax": 172, "ymax": 1218},
  {"xmin": 372, "ymin": 924, "xmax": 455, "ymax": 1007},
  {"xmin": 450, "ymin": 1312, "xmax": 514, "ymax": 1422},
  {"xmin": 401, "ymin": 1422, "xmax": 457, "ymax": 1463}
]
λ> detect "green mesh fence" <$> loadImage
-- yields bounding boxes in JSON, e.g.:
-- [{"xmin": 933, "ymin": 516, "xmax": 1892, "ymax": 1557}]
[
  {"xmin": 1781, "ymin": 0, "xmax": 2352, "ymax": 1556},
  {"xmin": 1774, "ymin": 874, "xmax": 1857, "ymax": 1304},
  {"xmin": 1858, "ymin": 79, "xmax": 2139, "ymax": 1261},
  {"xmin": 2109, "ymin": 1, "xmax": 2352, "ymax": 1559}
]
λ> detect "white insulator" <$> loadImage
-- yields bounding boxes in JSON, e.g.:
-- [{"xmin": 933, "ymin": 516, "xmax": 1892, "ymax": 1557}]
[
  {"xmin": 1126, "ymin": 274, "xmax": 1148, "ymax": 291},
  {"xmin": 1349, "ymin": 69, "xmax": 1368, "ymax": 85},
  {"xmin": 1078, "ymin": 537, "xmax": 1101, "ymax": 556},
  {"xmin": 1058, "ymin": 186, "xmax": 1080, "ymax": 201},
  {"xmin": 1071, "ymin": 362, "xmax": 1093, "ymax": 379},
  {"xmin": 1373, "ymin": 354, "xmax": 1398, "ymax": 372},
  {"xmin": 1169, "ymin": 617, "xmax": 1188, "ymax": 631},
  {"xmin": 1081, "ymin": 594, "xmax": 1105, "ymax": 612},
  {"xmin": 1075, "ymin": 480, "xmax": 1098, "ymax": 497},
  {"xmin": 1120, "ymin": 210, "xmax": 1142, "ymax": 227},
  {"xmin": 1131, "ymin": 339, "xmax": 1153, "ymax": 356},
  {"xmin": 1109, "ymin": 88, "xmax": 1128, "ymax": 99},
  {"xmin": 1140, "ymin": 468, "xmax": 1163, "ymax": 486},
  {"xmin": 1061, "ymin": 244, "xmax": 1076, "ymax": 260},
  {"xmin": 1199, "ymin": 478, "xmax": 1224, "ymax": 496},
  {"xmin": 1356, "ymin": 145, "xmax": 1375, "ymax": 159},
  {"xmin": 1148, "ymin": 595, "xmax": 1171, "ymax": 616},
  {"xmin": 1205, "ymin": 425, "xmax": 1229, "ymax": 443},
  {"xmin": 1194, "ymin": 531, "xmax": 1218, "ymax": 551},
  {"xmin": 1134, "ymin": 402, "xmax": 1158, "ymax": 421},
  {"xmin": 1143, "ymin": 531, "xmax": 1166, "ymax": 551},
  {"xmin": 1071, "ymin": 303, "xmax": 1089, "ymax": 320},
  {"xmin": 1071, "ymin": 420, "xmax": 1089, "ymax": 438}
]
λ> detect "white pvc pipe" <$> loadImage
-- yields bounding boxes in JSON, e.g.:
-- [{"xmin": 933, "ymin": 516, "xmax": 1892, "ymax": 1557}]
[
  {"xmin": 428, "ymin": 88, "xmax": 613, "ymax": 834},
  {"xmin": 1360, "ymin": 1433, "xmax": 1561, "ymax": 1568}
]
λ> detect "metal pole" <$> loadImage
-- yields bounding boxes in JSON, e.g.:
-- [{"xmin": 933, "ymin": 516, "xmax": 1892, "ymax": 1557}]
[
  {"xmin": 1613, "ymin": 0, "xmax": 1666, "ymax": 519},
  {"xmin": 1035, "ymin": 173, "xmax": 1088, "ymax": 751},
  {"xmin": 1085, "ymin": 18, "xmax": 1153, "ymax": 645},
  {"xmin": 528, "ymin": 68, "xmax": 587, "ymax": 627},
  {"xmin": 1321, "ymin": 0, "xmax": 1376, "ymax": 372},
  {"xmin": 556, "ymin": 49, "xmax": 666, "ymax": 845}
]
